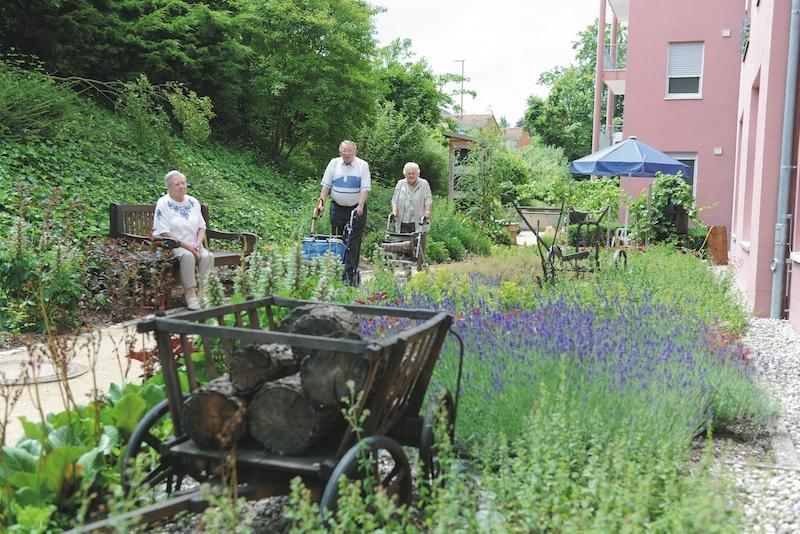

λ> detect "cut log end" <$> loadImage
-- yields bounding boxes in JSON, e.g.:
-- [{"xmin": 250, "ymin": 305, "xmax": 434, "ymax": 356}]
[
  {"xmin": 248, "ymin": 374, "xmax": 338, "ymax": 455},
  {"xmin": 182, "ymin": 375, "xmax": 248, "ymax": 449},
  {"xmin": 279, "ymin": 304, "xmax": 369, "ymax": 407}
]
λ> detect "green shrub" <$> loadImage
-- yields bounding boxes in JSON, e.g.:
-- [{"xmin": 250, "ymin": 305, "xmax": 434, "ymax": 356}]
[
  {"xmin": 0, "ymin": 56, "xmax": 79, "ymax": 141},
  {"xmin": 629, "ymin": 172, "xmax": 697, "ymax": 243},
  {"xmin": 356, "ymin": 102, "xmax": 448, "ymax": 189},
  {"xmin": 443, "ymin": 236, "xmax": 466, "ymax": 261},
  {"xmin": 429, "ymin": 197, "xmax": 492, "ymax": 258},
  {"xmin": 426, "ymin": 240, "xmax": 450, "ymax": 263},
  {"xmin": 0, "ymin": 218, "xmax": 85, "ymax": 333},
  {"xmin": 116, "ymin": 74, "xmax": 173, "ymax": 156}
]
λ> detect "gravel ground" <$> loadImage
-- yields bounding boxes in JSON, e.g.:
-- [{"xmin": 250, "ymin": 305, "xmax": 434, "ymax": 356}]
[{"xmin": 726, "ymin": 317, "xmax": 800, "ymax": 533}]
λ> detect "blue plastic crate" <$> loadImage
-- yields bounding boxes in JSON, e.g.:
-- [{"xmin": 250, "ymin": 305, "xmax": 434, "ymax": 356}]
[{"xmin": 302, "ymin": 236, "xmax": 346, "ymax": 262}]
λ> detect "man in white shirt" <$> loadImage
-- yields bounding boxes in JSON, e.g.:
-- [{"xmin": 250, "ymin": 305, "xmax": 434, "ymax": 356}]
[{"xmin": 318, "ymin": 140, "xmax": 371, "ymax": 285}]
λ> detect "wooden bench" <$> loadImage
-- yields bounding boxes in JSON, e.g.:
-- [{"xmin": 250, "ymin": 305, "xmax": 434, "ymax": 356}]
[{"xmin": 108, "ymin": 203, "xmax": 258, "ymax": 309}]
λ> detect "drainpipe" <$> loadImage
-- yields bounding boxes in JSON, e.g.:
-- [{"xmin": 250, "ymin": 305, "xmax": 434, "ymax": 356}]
[{"xmin": 771, "ymin": 0, "xmax": 800, "ymax": 319}]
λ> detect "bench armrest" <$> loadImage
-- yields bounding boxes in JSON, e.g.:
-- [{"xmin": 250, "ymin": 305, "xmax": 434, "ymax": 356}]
[
  {"xmin": 115, "ymin": 233, "xmax": 180, "ymax": 249},
  {"xmin": 207, "ymin": 229, "xmax": 258, "ymax": 254}
]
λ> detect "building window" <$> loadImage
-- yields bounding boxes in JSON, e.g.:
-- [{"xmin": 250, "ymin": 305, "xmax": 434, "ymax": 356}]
[
  {"xmin": 667, "ymin": 152, "xmax": 697, "ymax": 196},
  {"xmin": 667, "ymin": 42, "xmax": 704, "ymax": 97}
]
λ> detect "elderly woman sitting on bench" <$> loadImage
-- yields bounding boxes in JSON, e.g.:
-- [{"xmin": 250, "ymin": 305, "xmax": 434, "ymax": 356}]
[{"xmin": 152, "ymin": 170, "xmax": 212, "ymax": 311}]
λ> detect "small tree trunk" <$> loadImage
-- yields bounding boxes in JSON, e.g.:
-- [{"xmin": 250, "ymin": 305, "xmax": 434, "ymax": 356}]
[
  {"xmin": 248, "ymin": 374, "xmax": 338, "ymax": 455},
  {"xmin": 182, "ymin": 375, "xmax": 248, "ymax": 450},
  {"xmin": 229, "ymin": 343, "xmax": 297, "ymax": 395}
]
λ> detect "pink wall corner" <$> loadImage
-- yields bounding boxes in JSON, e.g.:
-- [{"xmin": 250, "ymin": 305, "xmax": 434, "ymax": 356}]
[{"xmin": 730, "ymin": 0, "xmax": 793, "ymax": 317}]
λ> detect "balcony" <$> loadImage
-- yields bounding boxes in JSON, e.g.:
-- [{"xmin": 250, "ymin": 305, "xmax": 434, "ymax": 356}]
[
  {"xmin": 608, "ymin": 0, "xmax": 630, "ymax": 23},
  {"xmin": 602, "ymin": 0, "xmax": 629, "ymax": 95}
]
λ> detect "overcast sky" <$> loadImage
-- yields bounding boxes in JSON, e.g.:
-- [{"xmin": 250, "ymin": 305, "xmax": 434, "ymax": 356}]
[{"xmin": 372, "ymin": 0, "xmax": 599, "ymax": 125}]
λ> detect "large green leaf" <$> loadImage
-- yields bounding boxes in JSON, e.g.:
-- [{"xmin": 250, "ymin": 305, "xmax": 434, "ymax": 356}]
[
  {"xmin": 14, "ymin": 439, "xmax": 42, "ymax": 458},
  {"xmin": 41, "ymin": 446, "xmax": 86, "ymax": 496},
  {"xmin": 76, "ymin": 447, "xmax": 103, "ymax": 488},
  {"xmin": 138, "ymin": 383, "xmax": 166, "ymax": 410},
  {"xmin": 18, "ymin": 417, "xmax": 49, "ymax": 442},
  {"xmin": 13, "ymin": 486, "xmax": 42, "ymax": 508},
  {"xmin": 87, "ymin": 426, "xmax": 120, "ymax": 458},
  {"xmin": 1, "ymin": 446, "xmax": 37, "ymax": 474},
  {"xmin": 107, "ymin": 382, "xmax": 125, "ymax": 404},
  {"xmin": 47, "ymin": 426, "xmax": 82, "ymax": 449},
  {"xmin": 9, "ymin": 471, "xmax": 39, "ymax": 493},
  {"xmin": 111, "ymin": 393, "xmax": 147, "ymax": 438}
]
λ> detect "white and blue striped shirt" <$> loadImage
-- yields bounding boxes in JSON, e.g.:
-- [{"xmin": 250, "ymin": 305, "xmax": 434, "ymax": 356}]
[{"xmin": 321, "ymin": 156, "xmax": 371, "ymax": 206}]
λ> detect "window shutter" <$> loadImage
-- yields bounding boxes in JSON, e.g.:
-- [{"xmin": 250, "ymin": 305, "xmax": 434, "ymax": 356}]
[{"xmin": 668, "ymin": 42, "xmax": 704, "ymax": 77}]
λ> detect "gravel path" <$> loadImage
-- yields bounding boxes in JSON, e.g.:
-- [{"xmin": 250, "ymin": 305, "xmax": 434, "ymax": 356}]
[{"xmin": 729, "ymin": 318, "xmax": 800, "ymax": 532}]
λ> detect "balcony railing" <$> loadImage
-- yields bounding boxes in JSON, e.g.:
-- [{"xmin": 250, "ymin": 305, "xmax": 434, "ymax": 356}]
[
  {"xmin": 603, "ymin": 48, "xmax": 627, "ymax": 71},
  {"xmin": 599, "ymin": 124, "xmax": 623, "ymax": 149}
]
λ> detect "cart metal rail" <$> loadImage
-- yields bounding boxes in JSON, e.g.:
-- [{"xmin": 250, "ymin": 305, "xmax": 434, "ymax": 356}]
[
  {"xmin": 68, "ymin": 295, "xmax": 463, "ymax": 532},
  {"xmin": 514, "ymin": 204, "xmax": 624, "ymax": 285}
]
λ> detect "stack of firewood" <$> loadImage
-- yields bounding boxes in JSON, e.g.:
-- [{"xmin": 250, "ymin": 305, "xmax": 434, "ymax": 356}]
[{"xmin": 181, "ymin": 304, "xmax": 370, "ymax": 455}]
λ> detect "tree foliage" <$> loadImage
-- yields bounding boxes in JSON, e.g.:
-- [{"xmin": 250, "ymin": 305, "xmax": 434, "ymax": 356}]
[
  {"xmin": 522, "ymin": 21, "xmax": 626, "ymax": 162},
  {"xmin": 0, "ymin": 0, "xmax": 380, "ymax": 165},
  {"xmin": 356, "ymin": 102, "xmax": 448, "ymax": 191},
  {"xmin": 238, "ymin": 0, "xmax": 379, "ymax": 161},
  {"xmin": 376, "ymin": 39, "xmax": 454, "ymax": 127}
]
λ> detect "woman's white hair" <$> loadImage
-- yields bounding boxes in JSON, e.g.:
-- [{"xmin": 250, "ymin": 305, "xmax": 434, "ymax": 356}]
[
  {"xmin": 403, "ymin": 162, "xmax": 420, "ymax": 176},
  {"xmin": 164, "ymin": 170, "xmax": 185, "ymax": 188}
]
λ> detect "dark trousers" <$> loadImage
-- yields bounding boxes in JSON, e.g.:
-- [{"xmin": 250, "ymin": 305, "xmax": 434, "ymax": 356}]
[{"xmin": 331, "ymin": 201, "xmax": 366, "ymax": 284}]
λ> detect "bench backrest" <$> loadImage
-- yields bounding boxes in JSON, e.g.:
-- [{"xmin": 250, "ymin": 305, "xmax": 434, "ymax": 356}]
[{"xmin": 109, "ymin": 203, "xmax": 211, "ymax": 238}]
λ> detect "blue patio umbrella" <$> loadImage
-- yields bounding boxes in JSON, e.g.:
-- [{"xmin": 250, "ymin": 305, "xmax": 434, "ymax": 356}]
[
  {"xmin": 570, "ymin": 136, "xmax": 691, "ymax": 178},
  {"xmin": 569, "ymin": 137, "xmax": 692, "ymax": 244}
]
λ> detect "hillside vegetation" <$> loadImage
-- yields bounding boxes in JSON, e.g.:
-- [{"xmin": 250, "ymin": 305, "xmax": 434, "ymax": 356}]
[{"xmin": 0, "ymin": 95, "xmax": 315, "ymax": 246}]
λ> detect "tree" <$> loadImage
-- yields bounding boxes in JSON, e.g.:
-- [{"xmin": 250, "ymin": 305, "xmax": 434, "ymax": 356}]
[
  {"xmin": 0, "ymin": 0, "xmax": 248, "ymax": 130},
  {"xmin": 356, "ymin": 102, "xmax": 447, "ymax": 191},
  {"xmin": 522, "ymin": 21, "xmax": 626, "ymax": 162},
  {"xmin": 238, "ymin": 0, "xmax": 379, "ymax": 161},
  {"xmin": 376, "ymin": 39, "xmax": 453, "ymax": 127}
]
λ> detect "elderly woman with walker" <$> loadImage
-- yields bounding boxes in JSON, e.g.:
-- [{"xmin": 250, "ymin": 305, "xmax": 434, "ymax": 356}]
[{"xmin": 391, "ymin": 162, "xmax": 432, "ymax": 270}]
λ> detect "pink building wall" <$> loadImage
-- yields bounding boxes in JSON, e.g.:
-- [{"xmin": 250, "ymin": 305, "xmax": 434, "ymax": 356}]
[
  {"xmin": 613, "ymin": 0, "xmax": 741, "ymax": 229},
  {"xmin": 729, "ymin": 0, "xmax": 796, "ymax": 321}
]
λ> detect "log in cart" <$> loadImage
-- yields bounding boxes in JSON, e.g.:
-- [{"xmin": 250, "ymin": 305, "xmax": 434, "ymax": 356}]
[{"xmin": 70, "ymin": 296, "xmax": 463, "ymax": 532}]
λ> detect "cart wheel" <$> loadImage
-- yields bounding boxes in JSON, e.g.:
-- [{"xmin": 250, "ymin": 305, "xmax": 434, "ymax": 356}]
[
  {"xmin": 612, "ymin": 248, "xmax": 628, "ymax": 269},
  {"xmin": 319, "ymin": 436, "xmax": 413, "ymax": 517},
  {"xmin": 122, "ymin": 398, "xmax": 206, "ymax": 495},
  {"xmin": 420, "ymin": 389, "xmax": 456, "ymax": 487}
]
